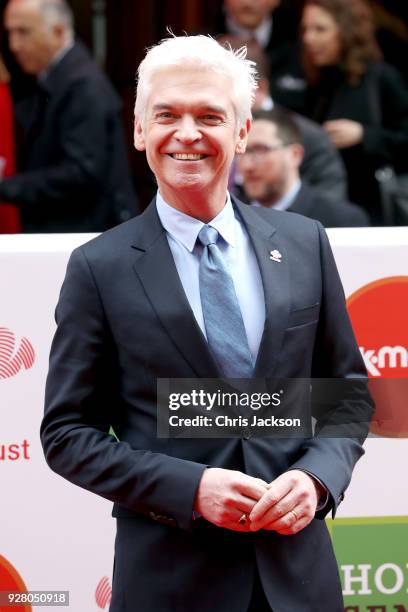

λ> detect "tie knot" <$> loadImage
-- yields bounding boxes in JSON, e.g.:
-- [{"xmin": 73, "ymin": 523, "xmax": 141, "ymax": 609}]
[{"xmin": 198, "ymin": 225, "xmax": 219, "ymax": 248}]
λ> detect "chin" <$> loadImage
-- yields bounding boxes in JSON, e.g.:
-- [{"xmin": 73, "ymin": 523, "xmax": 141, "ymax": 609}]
[
  {"xmin": 174, "ymin": 173, "xmax": 204, "ymax": 188},
  {"xmin": 245, "ymin": 186, "xmax": 264, "ymax": 201}
]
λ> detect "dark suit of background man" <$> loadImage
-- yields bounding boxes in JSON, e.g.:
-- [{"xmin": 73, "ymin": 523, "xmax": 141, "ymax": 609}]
[
  {"xmin": 1, "ymin": 0, "xmax": 138, "ymax": 233},
  {"xmin": 238, "ymin": 108, "xmax": 370, "ymax": 227},
  {"xmin": 41, "ymin": 35, "xmax": 371, "ymax": 612}
]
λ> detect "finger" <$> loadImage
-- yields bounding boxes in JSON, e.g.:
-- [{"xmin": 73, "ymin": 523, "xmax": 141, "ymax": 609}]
[
  {"xmin": 274, "ymin": 513, "xmax": 312, "ymax": 536},
  {"xmin": 237, "ymin": 477, "xmax": 269, "ymax": 501},
  {"xmin": 222, "ymin": 508, "xmax": 253, "ymax": 532},
  {"xmin": 254, "ymin": 477, "xmax": 270, "ymax": 488},
  {"xmin": 324, "ymin": 119, "xmax": 346, "ymax": 128},
  {"xmin": 248, "ymin": 490, "xmax": 299, "ymax": 530},
  {"xmin": 323, "ymin": 120, "xmax": 339, "ymax": 131},
  {"xmin": 259, "ymin": 506, "xmax": 304, "ymax": 532},
  {"xmin": 203, "ymin": 501, "xmax": 252, "ymax": 531},
  {"xmin": 224, "ymin": 493, "xmax": 264, "ymax": 517},
  {"xmin": 249, "ymin": 477, "xmax": 292, "ymax": 523}
]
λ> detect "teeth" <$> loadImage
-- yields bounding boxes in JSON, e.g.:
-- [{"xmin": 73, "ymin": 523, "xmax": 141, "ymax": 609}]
[{"xmin": 172, "ymin": 153, "xmax": 205, "ymax": 160}]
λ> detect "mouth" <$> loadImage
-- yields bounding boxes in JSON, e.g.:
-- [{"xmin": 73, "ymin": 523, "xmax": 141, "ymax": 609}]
[
  {"xmin": 306, "ymin": 47, "xmax": 322, "ymax": 58},
  {"xmin": 168, "ymin": 153, "xmax": 208, "ymax": 161}
]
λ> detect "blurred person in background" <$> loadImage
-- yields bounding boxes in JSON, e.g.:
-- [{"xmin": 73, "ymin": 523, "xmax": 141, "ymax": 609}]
[
  {"xmin": 0, "ymin": 0, "xmax": 139, "ymax": 233},
  {"xmin": 221, "ymin": 35, "xmax": 348, "ymax": 203},
  {"xmin": 238, "ymin": 108, "xmax": 369, "ymax": 227},
  {"xmin": 300, "ymin": 0, "xmax": 408, "ymax": 224},
  {"xmin": 0, "ymin": 52, "xmax": 20, "ymax": 232},
  {"xmin": 213, "ymin": 0, "xmax": 300, "ymax": 75},
  {"xmin": 369, "ymin": 0, "xmax": 408, "ymax": 84}
]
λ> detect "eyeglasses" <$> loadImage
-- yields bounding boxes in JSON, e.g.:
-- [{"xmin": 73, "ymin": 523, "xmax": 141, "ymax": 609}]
[{"xmin": 241, "ymin": 144, "xmax": 287, "ymax": 161}]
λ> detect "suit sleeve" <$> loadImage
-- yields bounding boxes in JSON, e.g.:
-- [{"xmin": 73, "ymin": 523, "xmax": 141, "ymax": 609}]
[
  {"xmin": 288, "ymin": 222, "xmax": 374, "ymax": 517},
  {"xmin": 0, "ymin": 82, "xmax": 111, "ymax": 207},
  {"xmin": 40, "ymin": 247, "xmax": 207, "ymax": 531},
  {"xmin": 299, "ymin": 116, "xmax": 348, "ymax": 202}
]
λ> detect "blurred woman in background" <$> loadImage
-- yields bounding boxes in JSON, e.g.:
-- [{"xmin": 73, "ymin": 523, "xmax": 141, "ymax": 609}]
[{"xmin": 300, "ymin": 0, "xmax": 408, "ymax": 223}]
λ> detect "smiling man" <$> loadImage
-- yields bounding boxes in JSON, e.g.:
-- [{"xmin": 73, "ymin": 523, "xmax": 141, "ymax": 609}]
[{"xmin": 41, "ymin": 36, "xmax": 371, "ymax": 612}]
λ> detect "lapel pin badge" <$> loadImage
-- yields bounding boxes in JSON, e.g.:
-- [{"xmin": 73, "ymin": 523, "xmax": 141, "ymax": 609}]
[{"xmin": 269, "ymin": 249, "xmax": 282, "ymax": 263}]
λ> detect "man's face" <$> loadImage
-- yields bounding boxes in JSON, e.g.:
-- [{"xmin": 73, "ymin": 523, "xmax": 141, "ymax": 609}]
[
  {"xmin": 134, "ymin": 67, "xmax": 248, "ymax": 210},
  {"xmin": 237, "ymin": 119, "xmax": 299, "ymax": 205},
  {"xmin": 225, "ymin": 0, "xmax": 280, "ymax": 30},
  {"xmin": 4, "ymin": 0, "xmax": 61, "ymax": 75}
]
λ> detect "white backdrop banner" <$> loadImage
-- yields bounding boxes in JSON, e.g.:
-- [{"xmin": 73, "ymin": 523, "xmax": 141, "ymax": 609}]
[{"xmin": 1, "ymin": 228, "xmax": 407, "ymax": 611}]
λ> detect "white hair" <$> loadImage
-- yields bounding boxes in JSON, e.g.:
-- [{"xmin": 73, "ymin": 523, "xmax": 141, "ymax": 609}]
[
  {"xmin": 135, "ymin": 35, "xmax": 258, "ymax": 128},
  {"xmin": 39, "ymin": 0, "xmax": 74, "ymax": 36}
]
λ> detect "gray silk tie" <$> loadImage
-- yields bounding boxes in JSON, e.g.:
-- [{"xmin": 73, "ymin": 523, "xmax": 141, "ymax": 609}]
[{"xmin": 197, "ymin": 225, "xmax": 254, "ymax": 378}]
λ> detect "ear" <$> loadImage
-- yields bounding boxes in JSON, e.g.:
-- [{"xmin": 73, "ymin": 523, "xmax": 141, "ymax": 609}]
[
  {"xmin": 235, "ymin": 118, "xmax": 251, "ymax": 155},
  {"xmin": 53, "ymin": 23, "xmax": 65, "ymax": 42},
  {"xmin": 291, "ymin": 143, "xmax": 305, "ymax": 168},
  {"xmin": 134, "ymin": 118, "xmax": 146, "ymax": 151}
]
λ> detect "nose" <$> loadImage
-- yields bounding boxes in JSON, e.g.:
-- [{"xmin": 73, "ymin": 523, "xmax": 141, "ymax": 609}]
[{"xmin": 175, "ymin": 115, "xmax": 202, "ymax": 144}]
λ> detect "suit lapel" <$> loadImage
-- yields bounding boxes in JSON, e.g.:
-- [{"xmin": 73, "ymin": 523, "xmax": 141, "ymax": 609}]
[
  {"xmin": 234, "ymin": 200, "xmax": 291, "ymax": 378},
  {"xmin": 131, "ymin": 200, "xmax": 219, "ymax": 378}
]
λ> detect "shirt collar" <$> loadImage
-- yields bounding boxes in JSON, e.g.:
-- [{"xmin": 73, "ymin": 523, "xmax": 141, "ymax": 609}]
[
  {"xmin": 225, "ymin": 14, "xmax": 272, "ymax": 49},
  {"xmin": 259, "ymin": 95, "xmax": 274, "ymax": 111},
  {"xmin": 156, "ymin": 191, "xmax": 237, "ymax": 252}
]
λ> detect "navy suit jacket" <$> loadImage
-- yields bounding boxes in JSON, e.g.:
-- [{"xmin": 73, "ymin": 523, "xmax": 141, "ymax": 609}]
[{"xmin": 41, "ymin": 197, "xmax": 371, "ymax": 612}]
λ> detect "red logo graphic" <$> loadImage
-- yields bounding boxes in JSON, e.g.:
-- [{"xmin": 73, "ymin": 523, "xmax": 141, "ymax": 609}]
[
  {"xmin": 347, "ymin": 276, "xmax": 408, "ymax": 437},
  {"xmin": 95, "ymin": 576, "xmax": 112, "ymax": 609},
  {"xmin": 0, "ymin": 328, "xmax": 35, "ymax": 380},
  {"xmin": 0, "ymin": 554, "xmax": 32, "ymax": 612}
]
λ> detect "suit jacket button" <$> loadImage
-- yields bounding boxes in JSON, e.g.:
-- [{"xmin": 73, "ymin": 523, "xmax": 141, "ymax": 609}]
[{"xmin": 243, "ymin": 428, "xmax": 252, "ymax": 440}]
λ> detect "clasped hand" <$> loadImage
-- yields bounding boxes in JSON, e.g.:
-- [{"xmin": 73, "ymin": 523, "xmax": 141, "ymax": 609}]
[
  {"xmin": 194, "ymin": 468, "xmax": 323, "ymax": 535},
  {"xmin": 323, "ymin": 119, "xmax": 363, "ymax": 149}
]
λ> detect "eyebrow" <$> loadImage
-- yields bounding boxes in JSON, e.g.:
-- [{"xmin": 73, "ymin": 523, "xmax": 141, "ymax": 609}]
[{"xmin": 151, "ymin": 103, "xmax": 227, "ymax": 115}]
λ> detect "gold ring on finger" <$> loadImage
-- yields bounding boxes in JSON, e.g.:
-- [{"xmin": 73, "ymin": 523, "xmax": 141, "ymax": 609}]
[{"xmin": 290, "ymin": 509, "xmax": 299, "ymax": 522}]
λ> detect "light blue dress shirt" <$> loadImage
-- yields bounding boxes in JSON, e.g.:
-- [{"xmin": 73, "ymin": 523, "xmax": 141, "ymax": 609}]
[{"xmin": 156, "ymin": 191, "xmax": 265, "ymax": 364}]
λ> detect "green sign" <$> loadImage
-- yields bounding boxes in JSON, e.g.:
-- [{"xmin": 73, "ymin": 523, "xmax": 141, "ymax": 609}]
[{"xmin": 327, "ymin": 516, "xmax": 408, "ymax": 611}]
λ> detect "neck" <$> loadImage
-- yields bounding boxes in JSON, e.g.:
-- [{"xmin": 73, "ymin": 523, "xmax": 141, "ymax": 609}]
[
  {"xmin": 49, "ymin": 35, "xmax": 74, "ymax": 64},
  {"xmin": 259, "ymin": 176, "xmax": 300, "ymax": 208},
  {"xmin": 158, "ymin": 180, "xmax": 229, "ymax": 223},
  {"xmin": 260, "ymin": 194, "xmax": 281, "ymax": 208}
]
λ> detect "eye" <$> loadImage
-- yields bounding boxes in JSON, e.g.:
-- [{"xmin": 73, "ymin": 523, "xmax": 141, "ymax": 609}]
[
  {"xmin": 200, "ymin": 115, "xmax": 224, "ymax": 125},
  {"xmin": 155, "ymin": 112, "xmax": 177, "ymax": 122}
]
